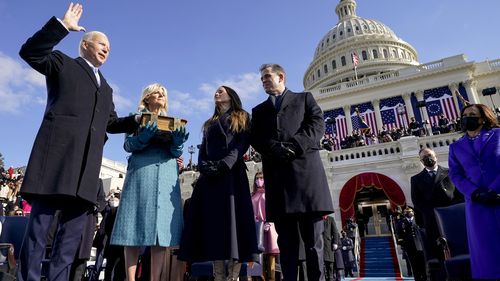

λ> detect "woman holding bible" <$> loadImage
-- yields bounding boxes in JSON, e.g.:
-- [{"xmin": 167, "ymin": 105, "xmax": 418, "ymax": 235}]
[{"xmin": 111, "ymin": 83, "xmax": 189, "ymax": 281}]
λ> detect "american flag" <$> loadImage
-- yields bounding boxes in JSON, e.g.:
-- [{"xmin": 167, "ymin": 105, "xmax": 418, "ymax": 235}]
[
  {"xmin": 324, "ymin": 108, "xmax": 347, "ymax": 149},
  {"xmin": 380, "ymin": 96, "xmax": 409, "ymax": 130},
  {"xmin": 351, "ymin": 52, "xmax": 360, "ymax": 68},
  {"xmin": 351, "ymin": 102, "xmax": 378, "ymax": 134},
  {"xmin": 424, "ymin": 86, "xmax": 459, "ymax": 125}
]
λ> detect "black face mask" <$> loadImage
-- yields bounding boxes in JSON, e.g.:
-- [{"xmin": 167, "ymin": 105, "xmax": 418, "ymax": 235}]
[
  {"xmin": 462, "ymin": 116, "xmax": 482, "ymax": 131},
  {"xmin": 422, "ymin": 155, "xmax": 436, "ymax": 168}
]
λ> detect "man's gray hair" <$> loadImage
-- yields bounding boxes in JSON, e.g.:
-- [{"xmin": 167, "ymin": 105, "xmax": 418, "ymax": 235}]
[
  {"xmin": 78, "ymin": 31, "xmax": 107, "ymax": 57},
  {"xmin": 259, "ymin": 63, "xmax": 286, "ymax": 75}
]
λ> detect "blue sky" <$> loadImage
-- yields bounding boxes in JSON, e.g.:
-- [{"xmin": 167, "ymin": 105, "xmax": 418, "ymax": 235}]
[{"xmin": 1, "ymin": 0, "xmax": 499, "ymax": 168}]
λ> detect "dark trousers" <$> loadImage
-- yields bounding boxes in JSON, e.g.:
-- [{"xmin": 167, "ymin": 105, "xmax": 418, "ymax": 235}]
[
  {"xmin": 16, "ymin": 197, "xmax": 90, "ymax": 281},
  {"xmin": 274, "ymin": 214, "xmax": 325, "ymax": 281}
]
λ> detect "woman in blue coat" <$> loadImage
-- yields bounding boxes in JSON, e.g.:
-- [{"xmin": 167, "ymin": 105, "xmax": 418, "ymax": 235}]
[
  {"xmin": 179, "ymin": 85, "xmax": 258, "ymax": 281},
  {"xmin": 448, "ymin": 103, "xmax": 500, "ymax": 280},
  {"xmin": 111, "ymin": 83, "xmax": 189, "ymax": 281}
]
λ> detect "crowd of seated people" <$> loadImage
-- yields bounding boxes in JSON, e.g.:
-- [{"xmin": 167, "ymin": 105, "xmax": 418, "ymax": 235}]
[{"xmin": 322, "ymin": 116, "xmax": 463, "ymax": 151}]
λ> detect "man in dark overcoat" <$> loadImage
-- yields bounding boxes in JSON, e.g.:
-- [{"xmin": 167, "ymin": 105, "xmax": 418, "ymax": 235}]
[
  {"xmin": 251, "ymin": 63, "xmax": 334, "ymax": 281},
  {"xmin": 17, "ymin": 4, "xmax": 138, "ymax": 281},
  {"xmin": 396, "ymin": 208, "xmax": 426, "ymax": 281},
  {"xmin": 322, "ymin": 215, "xmax": 343, "ymax": 281},
  {"xmin": 411, "ymin": 147, "xmax": 463, "ymax": 259}
]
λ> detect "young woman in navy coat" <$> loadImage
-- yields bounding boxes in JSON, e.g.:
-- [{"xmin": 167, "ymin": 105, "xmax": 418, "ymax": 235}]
[
  {"xmin": 179, "ymin": 86, "xmax": 258, "ymax": 281},
  {"xmin": 448, "ymin": 104, "xmax": 500, "ymax": 280}
]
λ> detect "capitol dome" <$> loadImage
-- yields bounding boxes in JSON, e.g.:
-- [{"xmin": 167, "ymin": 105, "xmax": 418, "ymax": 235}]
[{"xmin": 304, "ymin": 0, "xmax": 419, "ymax": 90}]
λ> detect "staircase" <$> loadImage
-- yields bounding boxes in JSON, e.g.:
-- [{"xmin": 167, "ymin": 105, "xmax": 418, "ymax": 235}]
[{"xmin": 360, "ymin": 236, "xmax": 401, "ymax": 278}]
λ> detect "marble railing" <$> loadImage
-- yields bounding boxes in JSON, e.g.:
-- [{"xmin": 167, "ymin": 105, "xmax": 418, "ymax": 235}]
[
  {"xmin": 318, "ymin": 55, "xmax": 467, "ymax": 96},
  {"xmin": 489, "ymin": 59, "xmax": 500, "ymax": 70},
  {"xmin": 327, "ymin": 132, "xmax": 462, "ymax": 164}
]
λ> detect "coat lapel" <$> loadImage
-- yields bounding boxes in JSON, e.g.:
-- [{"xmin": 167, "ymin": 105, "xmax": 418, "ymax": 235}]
[
  {"xmin": 76, "ymin": 57, "xmax": 100, "ymax": 88},
  {"xmin": 278, "ymin": 89, "xmax": 292, "ymax": 112},
  {"xmin": 479, "ymin": 129, "xmax": 494, "ymax": 155}
]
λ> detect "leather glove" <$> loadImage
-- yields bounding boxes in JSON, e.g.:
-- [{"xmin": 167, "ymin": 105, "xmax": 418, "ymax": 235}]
[
  {"xmin": 342, "ymin": 246, "xmax": 347, "ymax": 251},
  {"xmin": 270, "ymin": 141, "xmax": 296, "ymax": 162},
  {"xmin": 333, "ymin": 244, "xmax": 338, "ymax": 251},
  {"xmin": 137, "ymin": 121, "xmax": 158, "ymax": 144},
  {"xmin": 199, "ymin": 160, "xmax": 228, "ymax": 177},
  {"xmin": 171, "ymin": 127, "xmax": 189, "ymax": 146},
  {"xmin": 471, "ymin": 189, "xmax": 500, "ymax": 205}
]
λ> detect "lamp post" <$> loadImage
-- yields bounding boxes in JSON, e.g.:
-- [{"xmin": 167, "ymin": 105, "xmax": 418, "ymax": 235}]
[
  {"xmin": 396, "ymin": 104, "xmax": 406, "ymax": 131},
  {"xmin": 188, "ymin": 145, "xmax": 195, "ymax": 170}
]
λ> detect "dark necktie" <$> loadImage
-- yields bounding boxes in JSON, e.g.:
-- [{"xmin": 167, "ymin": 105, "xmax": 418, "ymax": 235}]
[{"xmin": 428, "ymin": 170, "xmax": 436, "ymax": 178}]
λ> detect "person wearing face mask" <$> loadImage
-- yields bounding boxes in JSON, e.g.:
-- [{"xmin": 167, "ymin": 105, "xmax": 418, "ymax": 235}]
[
  {"xmin": 251, "ymin": 172, "xmax": 280, "ymax": 281},
  {"xmin": 448, "ymin": 103, "xmax": 500, "ymax": 280},
  {"xmin": 179, "ymin": 86, "xmax": 258, "ymax": 281},
  {"xmin": 410, "ymin": 147, "xmax": 464, "ymax": 262},
  {"xmin": 396, "ymin": 208, "xmax": 426, "ymax": 281}
]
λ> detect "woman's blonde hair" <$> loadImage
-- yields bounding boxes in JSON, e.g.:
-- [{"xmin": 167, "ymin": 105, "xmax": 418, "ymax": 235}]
[
  {"xmin": 203, "ymin": 85, "xmax": 249, "ymax": 133},
  {"xmin": 137, "ymin": 83, "xmax": 168, "ymax": 114}
]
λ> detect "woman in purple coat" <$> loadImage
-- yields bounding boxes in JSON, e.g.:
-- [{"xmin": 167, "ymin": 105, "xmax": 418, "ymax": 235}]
[{"xmin": 448, "ymin": 104, "xmax": 500, "ymax": 280}]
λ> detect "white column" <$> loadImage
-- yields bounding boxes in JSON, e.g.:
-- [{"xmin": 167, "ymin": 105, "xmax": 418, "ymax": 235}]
[
  {"xmin": 448, "ymin": 83, "xmax": 462, "ymax": 115},
  {"xmin": 344, "ymin": 104, "xmax": 353, "ymax": 136},
  {"xmin": 463, "ymin": 79, "xmax": 481, "ymax": 104},
  {"xmin": 372, "ymin": 99, "xmax": 383, "ymax": 133},
  {"xmin": 402, "ymin": 92, "xmax": 415, "ymax": 119},
  {"xmin": 415, "ymin": 90, "xmax": 433, "ymax": 136}
]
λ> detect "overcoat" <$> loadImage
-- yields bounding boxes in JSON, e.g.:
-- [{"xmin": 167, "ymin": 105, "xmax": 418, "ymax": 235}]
[
  {"xmin": 250, "ymin": 89, "xmax": 333, "ymax": 221},
  {"xmin": 18, "ymin": 17, "xmax": 137, "ymax": 205},
  {"xmin": 323, "ymin": 215, "xmax": 344, "ymax": 269},
  {"xmin": 410, "ymin": 165, "xmax": 463, "ymax": 257},
  {"xmin": 448, "ymin": 128, "xmax": 500, "ymax": 279},
  {"xmin": 179, "ymin": 111, "xmax": 258, "ymax": 262},
  {"xmin": 111, "ymin": 125, "xmax": 184, "ymax": 247}
]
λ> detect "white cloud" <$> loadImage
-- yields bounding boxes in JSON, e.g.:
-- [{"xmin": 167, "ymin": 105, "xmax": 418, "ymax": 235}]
[
  {"xmin": 108, "ymin": 82, "xmax": 134, "ymax": 114},
  {"xmin": 0, "ymin": 52, "xmax": 135, "ymax": 115},
  {"xmin": 168, "ymin": 72, "xmax": 262, "ymax": 120},
  {"xmin": 0, "ymin": 52, "xmax": 45, "ymax": 113},
  {"xmin": 199, "ymin": 72, "xmax": 262, "ymax": 110}
]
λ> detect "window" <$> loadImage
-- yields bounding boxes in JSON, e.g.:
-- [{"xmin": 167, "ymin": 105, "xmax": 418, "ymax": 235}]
[
  {"xmin": 324, "ymin": 64, "xmax": 328, "ymax": 74},
  {"xmin": 340, "ymin": 31, "xmax": 343, "ymax": 36},
  {"xmin": 392, "ymin": 50, "xmax": 397, "ymax": 58},
  {"xmin": 341, "ymin": 56, "xmax": 346, "ymax": 66},
  {"xmin": 333, "ymin": 34, "xmax": 336, "ymax": 39},
  {"xmin": 362, "ymin": 50, "xmax": 367, "ymax": 60},
  {"xmin": 383, "ymin": 49, "xmax": 388, "ymax": 58},
  {"xmin": 317, "ymin": 69, "xmax": 321, "ymax": 78},
  {"xmin": 355, "ymin": 25, "xmax": 360, "ymax": 31},
  {"xmin": 347, "ymin": 28, "xmax": 351, "ymax": 33},
  {"xmin": 373, "ymin": 49, "xmax": 378, "ymax": 59},
  {"xmin": 332, "ymin": 60, "xmax": 337, "ymax": 69}
]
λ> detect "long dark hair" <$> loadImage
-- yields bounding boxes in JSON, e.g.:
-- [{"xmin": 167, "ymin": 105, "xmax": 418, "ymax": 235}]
[
  {"xmin": 460, "ymin": 104, "xmax": 499, "ymax": 132},
  {"xmin": 203, "ymin": 85, "xmax": 249, "ymax": 133}
]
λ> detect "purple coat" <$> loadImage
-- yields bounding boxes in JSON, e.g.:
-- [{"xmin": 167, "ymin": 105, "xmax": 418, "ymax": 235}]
[{"xmin": 448, "ymin": 128, "xmax": 500, "ymax": 279}]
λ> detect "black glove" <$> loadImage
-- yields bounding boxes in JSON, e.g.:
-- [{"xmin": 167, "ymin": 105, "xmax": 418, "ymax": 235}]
[
  {"xmin": 270, "ymin": 142, "xmax": 296, "ymax": 162},
  {"xmin": 199, "ymin": 160, "xmax": 229, "ymax": 177},
  {"xmin": 471, "ymin": 189, "xmax": 500, "ymax": 205}
]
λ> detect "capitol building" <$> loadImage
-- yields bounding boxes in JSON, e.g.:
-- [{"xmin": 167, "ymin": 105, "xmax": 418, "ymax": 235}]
[{"xmin": 100, "ymin": 0, "xmax": 499, "ymax": 277}]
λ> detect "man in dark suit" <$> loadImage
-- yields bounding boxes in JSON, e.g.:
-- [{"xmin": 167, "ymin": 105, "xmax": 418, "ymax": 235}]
[
  {"xmin": 251, "ymin": 63, "xmax": 334, "ymax": 281},
  {"xmin": 17, "ymin": 4, "xmax": 138, "ymax": 281},
  {"xmin": 411, "ymin": 147, "xmax": 464, "ymax": 260},
  {"xmin": 396, "ymin": 208, "xmax": 426, "ymax": 281}
]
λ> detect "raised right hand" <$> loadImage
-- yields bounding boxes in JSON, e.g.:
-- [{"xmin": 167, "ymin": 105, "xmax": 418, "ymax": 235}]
[
  {"xmin": 137, "ymin": 121, "xmax": 158, "ymax": 144},
  {"xmin": 62, "ymin": 3, "xmax": 86, "ymax": 32}
]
